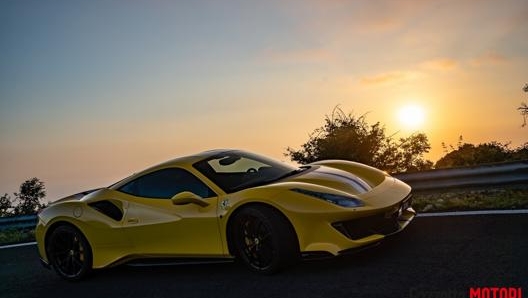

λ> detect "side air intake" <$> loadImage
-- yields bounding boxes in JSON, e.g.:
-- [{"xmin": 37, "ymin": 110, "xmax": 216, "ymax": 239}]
[{"xmin": 88, "ymin": 200, "xmax": 123, "ymax": 221}]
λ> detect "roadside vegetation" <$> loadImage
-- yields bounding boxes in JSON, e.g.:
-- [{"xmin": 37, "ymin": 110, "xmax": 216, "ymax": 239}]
[
  {"xmin": 0, "ymin": 229, "xmax": 35, "ymax": 245},
  {"xmin": 412, "ymin": 187, "xmax": 528, "ymax": 213},
  {"xmin": 436, "ymin": 136, "xmax": 528, "ymax": 169},
  {"xmin": 0, "ymin": 178, "xmax": 46, "ymax": 245},
  {"xmin": 1, "ymin": 177, "xmax": 46, "ymax": 217}
]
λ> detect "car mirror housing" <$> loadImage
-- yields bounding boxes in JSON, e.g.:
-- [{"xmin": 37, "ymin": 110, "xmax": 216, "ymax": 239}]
[{"xmin": 171, "ymin": 191, "xmax": 210, "ymax": 207}]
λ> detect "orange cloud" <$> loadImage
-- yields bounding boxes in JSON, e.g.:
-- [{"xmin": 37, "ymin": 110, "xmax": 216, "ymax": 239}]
[
  {"xmin": 360, "ymin": 71, "xmax": 421, "ymax": 85},
  {"xmin": 360, "ymin": 57, "xmax": 458, "ymax": 86},
  {"xmin": 470, "ymin": 51, "xmax": 508, "ymax": 66},
  {"xmin": 420, "ymin": 58, "xmax": 458, "ymax": 71}
]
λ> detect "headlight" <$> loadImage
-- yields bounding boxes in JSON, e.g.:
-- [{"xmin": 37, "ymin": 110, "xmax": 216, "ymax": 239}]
[{"xmin": 291, "ymin": 188, "xmax": 364, "ymax": 208}]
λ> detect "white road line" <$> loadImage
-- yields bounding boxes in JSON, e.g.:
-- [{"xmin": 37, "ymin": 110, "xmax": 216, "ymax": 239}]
[
  {"xmin": 0, "ymin": 242, "xmax": 37, "ymax": 250},
  {"xmin": 417, "ymin": 209, "xmax": 528, "ymax": 217}
]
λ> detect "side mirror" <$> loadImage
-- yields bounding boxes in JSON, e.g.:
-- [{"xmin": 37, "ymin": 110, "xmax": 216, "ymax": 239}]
[{"xmin": 170, "ymin": 191, "xmax": 210, "ymax": 207}]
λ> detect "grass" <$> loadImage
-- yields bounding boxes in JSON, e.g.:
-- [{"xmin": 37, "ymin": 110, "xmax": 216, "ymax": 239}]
[
  {"xmin": 412, "ymin": 187, "xmax": 528, "ymax": 213},
  {"xmin": 0, "ymin": 228, "xmax": 35, "ymax": 246}
]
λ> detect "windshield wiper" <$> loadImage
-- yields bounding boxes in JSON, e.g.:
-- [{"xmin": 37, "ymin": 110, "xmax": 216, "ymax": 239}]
[
  {"xmin": 267, "ymin": 166, "xmax": 311, "ymax": 183},
  {"xmin": 228, "ymin": 166, "xmax": 311, "ymax": 193}
]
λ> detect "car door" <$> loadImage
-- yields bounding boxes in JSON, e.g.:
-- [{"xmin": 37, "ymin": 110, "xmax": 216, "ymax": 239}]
[{"xmin": 117, "ymin": 167, "xmax": 224, "ymax": 256}]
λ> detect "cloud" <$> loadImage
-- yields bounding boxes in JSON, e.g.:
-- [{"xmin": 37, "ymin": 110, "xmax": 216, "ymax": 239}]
[
  {"xmin": 296, "ymin": 0, "xmax": 432, "ymax": 35},
  {"xmin": 360, "ymin": 71, "xmax": 421, "ymax": 85},
  {"xmin": 359, "ymin": 57, "xmax": 456, "ymax": 86},
  {"xmin": 470, "ymin": 51, "xmax": 508, "ymax": 66},
  {"xmin": 261, "ymin": 48, "xmax": 335, "ymax": 64},
  {"xmin": 420, "ymin": 58, "xmax": 458, "ymax": 71}
]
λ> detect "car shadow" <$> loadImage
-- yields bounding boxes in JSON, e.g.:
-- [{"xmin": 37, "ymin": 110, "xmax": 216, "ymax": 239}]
[{"xmin": 90, "ymin": 237, "xmax": 405, "ymax": 281}]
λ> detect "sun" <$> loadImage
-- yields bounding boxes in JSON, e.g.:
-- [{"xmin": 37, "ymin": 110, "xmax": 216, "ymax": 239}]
[{"xmin": 398, "ymin": 105, "xmax": 425, "ymax": 129}]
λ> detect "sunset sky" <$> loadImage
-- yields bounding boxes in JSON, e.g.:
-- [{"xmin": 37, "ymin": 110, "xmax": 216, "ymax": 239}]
[{"xmin": 1, "ymin": 0, "xmax": 527, "ymax": 202}]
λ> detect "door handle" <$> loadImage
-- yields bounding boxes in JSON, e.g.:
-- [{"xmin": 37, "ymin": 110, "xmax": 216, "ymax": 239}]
[{"xmin": 127, "ymin": 218, "xmax": 139, "ymax": 224}]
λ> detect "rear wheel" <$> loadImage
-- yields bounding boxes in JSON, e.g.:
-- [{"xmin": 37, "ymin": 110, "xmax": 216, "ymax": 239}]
[
  {"xmin": 46, "ymin": 225, "xmax": 92, "ymax": 281},
  {"xmin": 231, "ymin": 206, "xmax": 299, "ymax": 274}
]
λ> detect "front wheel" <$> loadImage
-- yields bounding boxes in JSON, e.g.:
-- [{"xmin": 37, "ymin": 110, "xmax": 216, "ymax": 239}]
[
  {"xmin": 231, "ymin": 206, "xmax": 299, "ymax": 274},
  {"xmin": 46, "ymin": 225, "xmax": 92, "ymax": 281}
]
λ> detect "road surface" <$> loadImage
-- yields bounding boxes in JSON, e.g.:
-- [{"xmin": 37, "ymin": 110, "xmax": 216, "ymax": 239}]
[{"xmin": 1, "ymin": 214, "xmax": 527, "ymax": 298}]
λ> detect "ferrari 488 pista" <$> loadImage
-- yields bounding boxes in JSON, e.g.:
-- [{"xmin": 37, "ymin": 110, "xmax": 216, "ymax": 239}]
[{"xmin": 36, "ymin": 149, "xmax": 415, "ymax": 280}]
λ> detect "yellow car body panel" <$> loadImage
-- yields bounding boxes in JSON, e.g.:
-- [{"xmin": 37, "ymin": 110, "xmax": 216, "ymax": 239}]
[{"xmin": 36, "ymin": 149, "xmax": 415, "ymax": 272}]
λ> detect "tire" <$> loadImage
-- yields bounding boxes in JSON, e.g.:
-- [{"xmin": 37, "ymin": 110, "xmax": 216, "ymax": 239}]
[
  {"xmin": 231, "ymin": 206, "xmax": 299, "ymax": 274},
  {"xmin": 46, "ymin": 225, "xmax": 92, "ymax": 281}
]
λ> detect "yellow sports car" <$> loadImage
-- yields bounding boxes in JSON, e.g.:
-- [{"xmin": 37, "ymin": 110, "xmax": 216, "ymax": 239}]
[{"xmin": 36, "ymin": 149, "xmax": 415, "ymax": 280}]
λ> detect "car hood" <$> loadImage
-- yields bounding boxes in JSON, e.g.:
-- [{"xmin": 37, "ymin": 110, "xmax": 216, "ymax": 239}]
[{"xmin": 282, "ymin": 166, "xmax": 373, "ymax": 195}]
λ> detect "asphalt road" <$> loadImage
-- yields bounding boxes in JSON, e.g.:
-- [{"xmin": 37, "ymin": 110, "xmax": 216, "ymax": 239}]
[{"xmin": 1, "ymin": 214, "xmax": 527, "ymax": 298}]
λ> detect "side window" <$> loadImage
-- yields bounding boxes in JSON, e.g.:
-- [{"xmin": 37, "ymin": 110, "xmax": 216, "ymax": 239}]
[{"xmin": 119, "ymin": 168, "xmax": 216, "ymax": 199}]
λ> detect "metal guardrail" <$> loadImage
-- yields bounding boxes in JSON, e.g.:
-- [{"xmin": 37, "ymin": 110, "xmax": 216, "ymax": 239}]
[
  {"xmin": 1, "ymin": 160, "xmax": 527, "ymax": 230},
  {"xmin": 394, "ymin": 160, "xmax": 528, "ymax": 191},
  {"xmin": 0, "ymin": 215, "xmax": 37, "ymax": 231}
]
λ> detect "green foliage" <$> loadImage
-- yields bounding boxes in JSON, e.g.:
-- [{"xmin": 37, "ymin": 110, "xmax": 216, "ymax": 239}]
[
  {"xmin": 436, "ymin": 137, "xmax": 528, "ymax": 168},
  {"xmin": 0, "ymin": 229, "xmax": 35, "ymax": 245},
  {"xmin": 512, "ymin": 143, "xmax": 528, "ymax": 160},
  {"xmin": 413, "ymin": 188, "xmax": 528, "ymax": 213},
  {"xmin": 12, "ymin": 178, "xmax": 46, "ymax": 215},
  {"xmin": 286, "ymin": 107, "xmax": 433, "ymax": 173},
  {"xmin": 0, "ymin": 193, "xmax": 13, "ymax": 216}
]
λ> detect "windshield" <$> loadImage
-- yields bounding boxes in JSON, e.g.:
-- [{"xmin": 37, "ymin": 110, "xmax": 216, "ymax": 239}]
[{"xmin": 193, "ymin": 150, "xmax": 299, "ymax": 193}]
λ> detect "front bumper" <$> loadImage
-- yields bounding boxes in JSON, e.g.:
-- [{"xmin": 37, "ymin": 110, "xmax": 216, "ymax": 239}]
[
  {"xmin": 332, "ymin": 193, "xmax": 415, "ymax": 241},
  {"xmin": 332, "ymin": 205, "xmax": 415, "ymax": 241},
  {"xmin": 298, "ymin": 194, "xmax": 416, "ymax": 256}
]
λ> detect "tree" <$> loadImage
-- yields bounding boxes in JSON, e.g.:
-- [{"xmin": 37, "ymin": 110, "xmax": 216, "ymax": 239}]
[
  {"xmin": 520, "ymin": 83, "xmax": 528, "ymax": 127},
  {"xmin": 396, "ymin": 133, "xmax": 434, "ymax": 172},
  {"xmin": 13, "ymin": 178, "xmax": 46, "ymax": 215},
  {"xmin": 285, "ymin": 107, "xmax": 433, "ymax": 173},
  {"xmin": 512, "ymin": 143, "xmax": 528, "ymax": 160},
  {"xmin": 436, "ymin": 138, "xmax": 528, "ymax": 168},
  {"xmin": 0, "ymin": 193, "xmax": 13, "ymax": 216}
]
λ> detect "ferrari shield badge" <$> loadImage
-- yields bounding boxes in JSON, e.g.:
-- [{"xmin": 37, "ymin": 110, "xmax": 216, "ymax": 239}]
[{"xmin": 220, "ymin": 198, "xmax": 231, "ymax": 210}]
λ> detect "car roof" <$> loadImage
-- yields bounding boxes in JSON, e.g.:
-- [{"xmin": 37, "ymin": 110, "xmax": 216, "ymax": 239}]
[
  {"xmin": 152, "ymin": 149, "xmax": 234, "ymax": 168},
  {"xmin": 108, "ymin": 149, "xmax": 237, "ymax": 189}
]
